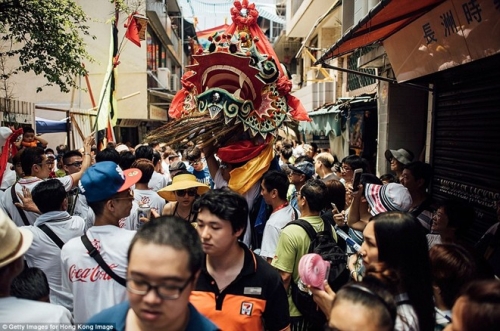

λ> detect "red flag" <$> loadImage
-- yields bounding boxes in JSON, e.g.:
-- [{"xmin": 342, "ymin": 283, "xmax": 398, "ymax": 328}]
[
  {"xmin": 125, "ymin": 14, "xmax": 140, "ymax": 47},
  {"xmin": 125, "ymin": 13, "xmax": 148, "ymax": 47}
]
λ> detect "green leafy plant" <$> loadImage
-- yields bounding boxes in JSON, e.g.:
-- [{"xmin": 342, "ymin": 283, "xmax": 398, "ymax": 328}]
[{"xmin": 0, "ymin": 0, "xmax": 94, "ymax": 92}]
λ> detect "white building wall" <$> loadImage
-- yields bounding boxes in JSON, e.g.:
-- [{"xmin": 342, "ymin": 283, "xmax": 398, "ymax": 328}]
[{"xmin": 5, "ymin": 0, "xmax": 148, "ymax": 148}]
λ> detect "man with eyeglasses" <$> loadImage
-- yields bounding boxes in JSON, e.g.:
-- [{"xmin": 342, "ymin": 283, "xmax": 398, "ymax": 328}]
[
  {"xmin": 87, "ymin": 216, "xmax": 219, "ymax": 330},
  {"xmin": 2, "ymin": 134, "xmax": 94, "ymax": 227},
  {"xmin": 62, "ymin": 149, "xmax": 94, "ymax": 229},
  {"xmin": 61, "ymin": 161, "xmax": 141, "ymax": 322}
]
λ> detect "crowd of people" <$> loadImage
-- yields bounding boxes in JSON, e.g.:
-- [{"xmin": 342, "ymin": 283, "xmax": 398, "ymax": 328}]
[{"xmin": 0, "ymin": 128, "xmax": 499, "ymax": 331}]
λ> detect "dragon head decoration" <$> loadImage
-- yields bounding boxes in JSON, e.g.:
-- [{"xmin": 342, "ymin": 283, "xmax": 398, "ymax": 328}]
[
  {"xmin": 146, "ymin": 0, "xmax": 310, "ymax": 193},
  {"xmin": 146, "ymin": 1, "xmax": 309, "ymax": 193}
]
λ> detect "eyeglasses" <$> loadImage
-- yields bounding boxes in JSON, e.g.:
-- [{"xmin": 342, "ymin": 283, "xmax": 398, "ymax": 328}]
[
  {"xmin": 112, "ymin": 189, "xmax": 134, "ymax": 201},
  {"xmin": 175, "ymin": 188, "xmax": 198, "ymax": 197},
  {"xmin": 189, "ymin": 159, "xmax": 202, "ymax": 166},
  {"xmin": 65, "ymin": 161, "xmax": 83, "ymax": 167},
  {"xmin": 126, "ymin": 274, "xmax": 194, "ymax": 300}
]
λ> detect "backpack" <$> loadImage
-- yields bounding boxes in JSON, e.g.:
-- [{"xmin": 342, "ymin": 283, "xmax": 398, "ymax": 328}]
[{"xmin": 286, "ymin": 218, "xmax": 349, "ymax": 327}]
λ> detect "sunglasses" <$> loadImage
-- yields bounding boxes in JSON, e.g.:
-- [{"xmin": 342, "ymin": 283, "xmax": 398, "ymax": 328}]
[
  {"xmin": 175, "ymin": 188, "xmax": 198, "ymax": 197},
  {"xmin": 65, "ymin": 161, "xmax": 83, "ymax": 167}
]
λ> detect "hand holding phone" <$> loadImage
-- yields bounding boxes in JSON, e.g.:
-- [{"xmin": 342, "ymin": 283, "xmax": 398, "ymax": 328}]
[{"xmin": 351, "ymin": 168, "xmax": 363, "ymax": 193}]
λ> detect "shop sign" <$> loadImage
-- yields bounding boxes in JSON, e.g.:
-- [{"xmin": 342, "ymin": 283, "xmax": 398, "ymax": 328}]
[{"xmin": 384, "ymin": 0, "xmax": 500, "ymax": 82}]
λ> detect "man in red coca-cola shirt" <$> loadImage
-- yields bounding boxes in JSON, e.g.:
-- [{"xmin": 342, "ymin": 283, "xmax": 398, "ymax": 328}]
[{"xmin": 60, "ymin": 161, "xmax": 141, "ymax": 323}]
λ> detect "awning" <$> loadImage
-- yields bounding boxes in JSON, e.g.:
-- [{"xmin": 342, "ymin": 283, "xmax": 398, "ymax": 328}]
[
  {"xmin": 35, "ymin": 117, "xmax": 69, "ymax": 134},
  {"xmin": 299, "ymin": 96, "xmax": 377, "ymax": 136},
  {"xmin": 315, "ymin": 0, "xmax": 446, "ymax": 64},
  {"xmin": 299, "ymin": 104, "xmax": 342, "ymax": 137}
]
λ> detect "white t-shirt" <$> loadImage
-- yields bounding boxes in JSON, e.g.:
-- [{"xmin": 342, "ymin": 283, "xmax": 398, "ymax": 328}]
[
  {"xmin": 133, "ymin": 189, "xmax": 166, "ymax": 216},
  {"xmin": 2, "ymin": 176, "xmax": 73, "ymax": 226},
  {"xmin": 23, "ymin": 211, "xmax": 86, "ymax": 310},
  {"xmin": 148, "ymin": 171, "xmax": 167, "ymax": 192},
  {"xmin": 119, "ymin": 200, "xmax": 140, "ymax": 230},
  {"xmin": 213, "ymin": 169, "xmax": 260, "ymax": 248},
  {"xmin": 0, "ymin": 297, "xmax": 73, "ymax": 324},
  {"xmin": 72, "ymin": 191, "xmax": 94, "ymax": 230},
  {"xmin": 395, "ymin": 293, "xmax": 419, "ymax": 331},
  {"xmin": 161, "ymin": 160, "xmax": 171, "ymax": 183},
  {"xmin": 260, "ymin": 205, "xmax": 299, "ymax": 259},
  {"xmin": 61, "ymin": 225, "xmax": 136, "ymax": 323}
]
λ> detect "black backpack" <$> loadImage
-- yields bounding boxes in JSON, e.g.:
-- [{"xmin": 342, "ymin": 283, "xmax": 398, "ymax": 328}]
[{"xmin": 286, "ymin": 218, "xmax": 349, "ymax": 327}]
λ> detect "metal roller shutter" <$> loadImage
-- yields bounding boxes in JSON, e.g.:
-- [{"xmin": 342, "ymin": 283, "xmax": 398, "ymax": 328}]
[{"xmin": 431, "ymin": 54, "xmax": 500, "ymax": 245}]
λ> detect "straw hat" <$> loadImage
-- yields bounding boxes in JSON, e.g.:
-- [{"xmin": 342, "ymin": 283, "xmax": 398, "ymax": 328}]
[
  {"xmin": 0, "ymin": 209, "xmax": 33, "ymax": 268},
  {"xmin": 157, "ymin": 174, "xmax": 210, "ymax": 201}
]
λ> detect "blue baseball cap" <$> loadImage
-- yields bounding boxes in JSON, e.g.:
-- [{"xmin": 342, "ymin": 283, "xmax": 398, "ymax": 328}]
[
  {"xmin": 79, "ymin": 161, "xmax": 142, "ymax": 203},
  {"xmin": 288, "ymin": 161, "xmax": 315, "ymax": 179}
]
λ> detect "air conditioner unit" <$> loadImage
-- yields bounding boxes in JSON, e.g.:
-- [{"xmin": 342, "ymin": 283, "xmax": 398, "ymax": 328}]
[
  {"xmin": 171, "ymin": 74, "xmax": 179, "ymax": 91},
  {"xmin": 157, "ymin": 67, "xmax": 171, "ymax": 89}
]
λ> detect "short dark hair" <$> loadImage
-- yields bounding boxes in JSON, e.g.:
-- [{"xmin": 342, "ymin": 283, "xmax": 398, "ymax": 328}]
[
  {"xmin": 193, "ymin": 188, "xmax": 248, "ymax": 234},
  {"xmin": 62, "ymin": 150, "xmax": 83, "ymax": 165},
  {"xmin": 342, "ymin": 155, "xmax": 369, "ymax": 173},
  {"xmin": 135, "ymin": 145, "xmax": 154, "ymax": 161},
  {"xmin": 429, "ymin": 244, "xmax": 477, "ymax": 309},
  {"xmin": 379, "ymin": 173, "xmax": 397, "ymax": 183},
  {"xmin": 262, "ymin": 170, "xmax": 289, "ymax": 201},
  {"xmin": 310, "ymin": 142, "xmax": 318, "ymax": 154},
  {"xmin": 23, "ymin": 127, "xmax": 35, "ymax": 135},
  {"xmin": 403, "ymin": 161, "xmax": 433, "ymax": 187},
  {"xmin": 88, "ymin": 200, "xmax": 107, "ymax": 217},
  {"xmin": 333, "ymin": 277, "xmax": 397, "ymax": 330},
  {"xmin": 128, "ymin": 216, "xmax": 203, "ymax": 275},
  {"xmin": 152, "ymin": 151, "xmax": 161, "ymax": 167},
  {"xmin": 119, "ymin": 151, "xmax": 136, "ymax": 170},
  {"xmin": 186, "ymin": 146, "xmax": 202, "ymax": 162},
  {"xmin": 10, "ymin": 267, "xmax": 50, "ymax": 301},
  {"xmin": 300, "ymin": 179, "xmax": 327, "ymax": 212},
  {"xmin": 56, "ymin": 144, "xmax": 68, "ymax": 154},
  {"xmin": 32, "ymin": 179, "xmax": 66, "ymax": 213},
  {"xmin": 459, "ymin": 279, "xmax": 500, "ymax": 331},
  {"xmin": 324, "ymin": 179, "xmax": 346, "ymax": 211},
  {"xmin": 20, "ymin": 147, "xmax": 44, "ymax": 176},
  {"xmin": 96, "ymin": 147, "xmax": 120, "ymax": 164},
  {"xmin": 280, "ymin": 145, "xmax": 293, "ymax": 160},
  {"xmin": 132, "ymin": 159, "xmax": 154, "ymax": 184}
]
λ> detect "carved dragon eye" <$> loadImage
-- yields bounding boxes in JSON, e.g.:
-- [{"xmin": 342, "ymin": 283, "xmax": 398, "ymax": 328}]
[{"xmin": 212, "ymin": 92, "xmax": 221, "ymax": 103}]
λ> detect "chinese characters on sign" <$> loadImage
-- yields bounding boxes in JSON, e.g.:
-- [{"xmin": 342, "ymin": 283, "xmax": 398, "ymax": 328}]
[{"xmin": 383, "ymin": 0, "xmax": 500, "ymax": 82}]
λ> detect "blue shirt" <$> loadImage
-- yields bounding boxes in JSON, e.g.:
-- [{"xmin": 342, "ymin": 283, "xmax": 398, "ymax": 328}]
[
  {"xmin": 86, "ymin": 301, "xmax": 219, "ymax": 331},
  {"xmin": 191, "ymin": 166, "xmax": 213, "ymax": 188}
]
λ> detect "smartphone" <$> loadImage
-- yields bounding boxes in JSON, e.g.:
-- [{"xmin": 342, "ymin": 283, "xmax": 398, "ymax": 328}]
[
  {"xmin": 352, "ymin": 168, "xmax": 363, "ymax": 193},
  {"xmin": 331, "ymin": 203, "xmax": 340, "ymax": 214}
]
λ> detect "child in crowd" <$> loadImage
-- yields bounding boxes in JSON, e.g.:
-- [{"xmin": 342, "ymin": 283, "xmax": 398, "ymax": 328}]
[{"xmin": 15, "ymin": 127, "xmax": 48, "ymax": 149}]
